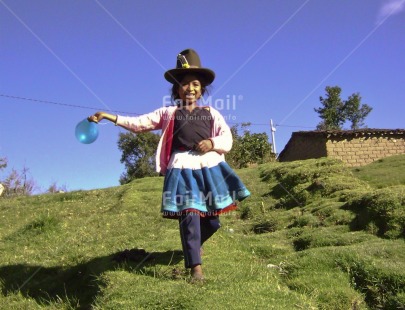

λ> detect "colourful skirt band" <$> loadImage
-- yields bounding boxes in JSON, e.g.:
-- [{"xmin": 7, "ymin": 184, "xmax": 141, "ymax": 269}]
[{"xmin": 161, "ymin": 150, "xmax": 250, "ymax": 218}]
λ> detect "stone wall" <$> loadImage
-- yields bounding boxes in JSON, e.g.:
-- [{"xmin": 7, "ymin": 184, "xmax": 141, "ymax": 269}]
[
  {"xmin": 326, "ymin": 132, "xmax": 405, "ymax": 167},
  {"xmin": 279, "ymin": 129, "xmax": 405, "ymax": 167}
]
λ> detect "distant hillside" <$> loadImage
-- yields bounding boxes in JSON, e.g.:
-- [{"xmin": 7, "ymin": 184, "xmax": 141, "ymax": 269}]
[{"xmin": 0, "ymin": 156, "xmax": 404, "ymax": 309}]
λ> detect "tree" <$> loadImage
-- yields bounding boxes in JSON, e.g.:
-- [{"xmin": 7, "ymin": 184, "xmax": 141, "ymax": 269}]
[
  {"xmin": 314, "ymin": 86, "xmax": 346, "ymax": 130},
  {"xmin": 117, "ymin": 131, "xmax": 160, "ymax": 184},
  {"xmin": 47, "ymin": 182, "xmax": 68, "ymax": 193},
  {"xmin": 1, "ymin": 158, "xmax": 37, "ymax": 197},
  {"xmin": 227, "ymin": 123, "xmax": 274, "ymax": 169},
  {"xmin": 315, "ymin": 86, "xmax": 372, "ymax": 130},
  {"xmin": 344, "ymin": 93, "xmax": 372, "ymax": 130},
  {"xmin": 1, "ymin": 166, "xmax": 36, "ymax": 197},
  {"xmin": 0, "ymin": 157, "xmax": 6, "ymax": 171},
  {"xmin": 0, "ymin": 157, "xmax": 6, "ymax": 197}
]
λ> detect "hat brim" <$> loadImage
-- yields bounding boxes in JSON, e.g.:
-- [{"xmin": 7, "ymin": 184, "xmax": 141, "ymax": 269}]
[{"xmin": 164, "ymin": 68, "xmax": 215, "ymax": 85}]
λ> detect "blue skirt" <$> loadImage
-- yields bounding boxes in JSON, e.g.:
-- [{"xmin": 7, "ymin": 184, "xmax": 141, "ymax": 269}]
[{"xmin": 161, "ymin": 150, "xmax": 250, "ymax": 218}]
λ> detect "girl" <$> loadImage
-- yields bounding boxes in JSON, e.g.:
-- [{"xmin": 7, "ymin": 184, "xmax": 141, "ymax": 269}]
[{"xmin": 89, "ymin": 49, "xmax": 250, "ymax": 281}]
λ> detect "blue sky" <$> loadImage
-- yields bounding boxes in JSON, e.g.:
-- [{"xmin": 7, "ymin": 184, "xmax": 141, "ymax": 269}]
[{"xmin": 1, "ymin": 0, "xmax": 404, "ymax": 193}]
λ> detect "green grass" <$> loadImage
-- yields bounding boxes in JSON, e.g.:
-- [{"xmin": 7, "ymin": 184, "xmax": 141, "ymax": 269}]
[
  {"xmin": 0, "ymin": 155, "xmax": 404, "ymax": 309},
  {"xmin": 352, "ymin": 154, "xmax": 405, "ymax": 188}
]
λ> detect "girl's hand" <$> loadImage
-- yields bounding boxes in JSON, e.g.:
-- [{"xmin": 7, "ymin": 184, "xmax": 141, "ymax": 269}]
[
  {"xmin": 88, "ymin": 112, "xmax": 103, "ymax": 123},
  {"xmin": 195, "ymin": 139, "xmax": 213, "ymax": 153},
  {"xmin": 88, "ymin": 112, "xmax": 117, "ymax": 124}
]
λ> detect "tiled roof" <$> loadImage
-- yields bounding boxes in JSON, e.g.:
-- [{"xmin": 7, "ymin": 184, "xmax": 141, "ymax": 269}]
[{"xmin": 289, "ymin": 129, "xmax": 405, "ymax": 137}]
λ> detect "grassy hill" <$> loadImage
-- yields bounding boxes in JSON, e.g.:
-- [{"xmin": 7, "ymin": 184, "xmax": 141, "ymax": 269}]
[
  {"xmin": 352, "ymin": 154, "xmax": 405, "ymax": 188},
  {"xmin": 0, "ymin": 155, "xmax": 404, "ymax": 309}
]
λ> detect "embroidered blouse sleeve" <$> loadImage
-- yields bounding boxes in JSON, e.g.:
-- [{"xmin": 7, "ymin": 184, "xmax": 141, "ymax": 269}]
[{"xmin": 115, "ymin": 107, "xmax": 168, "ymax": 133}]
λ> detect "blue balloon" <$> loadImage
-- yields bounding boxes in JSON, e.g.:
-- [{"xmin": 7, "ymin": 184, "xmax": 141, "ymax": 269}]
[{"xmin": 75, "ymin": 119, "xmax": 99, "ymax": 144}]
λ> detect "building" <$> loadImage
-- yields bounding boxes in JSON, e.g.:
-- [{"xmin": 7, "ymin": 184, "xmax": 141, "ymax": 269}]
[{"xmin": 278, "ymin": 129, "xmax": 405, "ymax": 167}]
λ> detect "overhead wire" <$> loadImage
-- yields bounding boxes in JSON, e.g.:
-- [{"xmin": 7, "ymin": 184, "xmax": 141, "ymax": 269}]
[
  {"xmin": 1, "ymin": 93, "xmax": 316, "ymax": 129},
  {"xmin": 0, "ymin": 94, "xmax": 141, "ymax": 115}
]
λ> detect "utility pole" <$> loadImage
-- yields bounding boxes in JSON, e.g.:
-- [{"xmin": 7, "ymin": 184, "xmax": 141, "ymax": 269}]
[{"xmin": 270, "ymin": 119, "xmax": 277, "ymax": 155}]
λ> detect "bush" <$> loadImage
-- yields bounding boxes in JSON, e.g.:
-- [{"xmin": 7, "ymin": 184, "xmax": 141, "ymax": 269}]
[
  {"xmin": 346, "ymin": 187, "xmax": 405, "ymax": 238},
  {"xmin": 261, "ymin": 158, "xmax": 362, "ymax": 209},
  {"xmin": 289, "ymin": 213, "xmax": 320, "ymax": 229},
  {"xmin": 251, "ymin": 219, "xmax": 278, "ymax": 234},
  {"xmin": 238, "ymin": 204, "xmax": 254, "ymax": 220},
  {"xmin": 337, "ymin": 249, "xmax": 405, "ymax": 309},
  {"xmin": 227, "ymin": 124, "xmax": 275, "ymax": 169}
]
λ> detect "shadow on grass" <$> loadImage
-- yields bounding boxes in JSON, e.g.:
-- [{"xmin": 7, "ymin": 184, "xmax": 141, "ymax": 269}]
[{"xmin": 0, "ymin": 249, "xmax": 183, "ymax": 309}]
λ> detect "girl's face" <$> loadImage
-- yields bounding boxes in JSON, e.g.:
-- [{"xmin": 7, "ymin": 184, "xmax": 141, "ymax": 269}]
[{"xmin": 178, "ymin": 75, "xmax": 202, "ymax": 104}]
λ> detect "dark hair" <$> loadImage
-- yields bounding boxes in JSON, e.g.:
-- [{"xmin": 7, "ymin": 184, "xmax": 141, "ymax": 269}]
[{"xmin": 170, "ymin": 74, "xmax": 211, "ymax": 105}]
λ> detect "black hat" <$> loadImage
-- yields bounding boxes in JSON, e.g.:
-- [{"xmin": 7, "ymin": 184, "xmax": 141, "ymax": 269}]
[{"xmin": 164, "ymin": 49, "xmax": 215, "ymax": 85}]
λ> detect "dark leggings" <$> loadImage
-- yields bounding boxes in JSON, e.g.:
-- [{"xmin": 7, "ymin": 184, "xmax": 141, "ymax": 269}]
[{"xmin": 178, "ymin": 213, "xmax": 221, "ymax": 268}]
